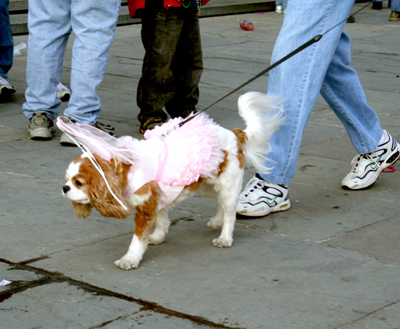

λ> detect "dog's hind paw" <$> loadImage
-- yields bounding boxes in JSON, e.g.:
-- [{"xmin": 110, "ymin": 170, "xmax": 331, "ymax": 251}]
[
  {"xmin": 207, "ymin": 217, "xmax": 223, "ymax": 229},
  {"xmin": 114, "ymin": 259, "xmax": 139, "ymax": 270},
  {"xmin": 148, "ymin": 234, "xmax": 164, "ymax": 245},
  {"xmin": 213, "ymin": 237, "xmax": 233, "ymax": 248}
]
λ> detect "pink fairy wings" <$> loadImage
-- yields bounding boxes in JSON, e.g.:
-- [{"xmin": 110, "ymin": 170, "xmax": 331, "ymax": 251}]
[{"xmin": 56, "ymin": 117, "xmax": 136, "ymax": 166}]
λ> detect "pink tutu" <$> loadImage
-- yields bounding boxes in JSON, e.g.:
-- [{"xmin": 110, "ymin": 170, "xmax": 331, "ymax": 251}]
[
  {"xmin": 57, "ymin": 114, "xmax": 225, "ymax": 208},
  {"xmin": 143, "ymin": 114, "xmax": 224, "ymax": 186}
]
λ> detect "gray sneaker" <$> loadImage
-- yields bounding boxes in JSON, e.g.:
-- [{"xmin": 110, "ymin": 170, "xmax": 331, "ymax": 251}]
[
  {"xmin": 60, "ymin": 132, "xmax": 76, "ymax": 147},
  {"xmin": 60, "ymin": 120, "xmax": 116, "ymax": 147},
  {"xmin": 28, "ymin": 111, "xmax": 55, "ymax": 140},
  {"xmin": 0, "ymin": 77, "xmax": 16, "ymax": 97}
]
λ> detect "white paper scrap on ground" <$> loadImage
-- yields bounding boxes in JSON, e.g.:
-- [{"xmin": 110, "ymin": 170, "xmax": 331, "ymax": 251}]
[
  {"xmin": 0, "ymin": 279, "xmax": 12, "ymax": 286},
  {"xmin": 13, "ymin": 42, "xmax": 27, "ymax": 56}
]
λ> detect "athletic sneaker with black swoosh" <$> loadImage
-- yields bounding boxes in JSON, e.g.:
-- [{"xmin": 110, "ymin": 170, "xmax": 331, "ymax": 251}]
[
  {"xmin": 236, "ymin": 174, "xmax": 291, "ymax": 217},
  {"xmin": 342, "ymin": 130, "xmax": 400, "ymax": 190}
]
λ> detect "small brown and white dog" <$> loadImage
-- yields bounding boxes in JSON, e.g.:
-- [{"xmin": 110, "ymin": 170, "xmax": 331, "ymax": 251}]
[{"xmin": 61, "ymin": 92, "xmax": 283, "ymax": 270}]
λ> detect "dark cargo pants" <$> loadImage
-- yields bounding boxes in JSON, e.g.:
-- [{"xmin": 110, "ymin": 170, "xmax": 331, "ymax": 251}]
[{"xmin": 137, "ymin": 9, "xmax": 203, "ymax": 123}]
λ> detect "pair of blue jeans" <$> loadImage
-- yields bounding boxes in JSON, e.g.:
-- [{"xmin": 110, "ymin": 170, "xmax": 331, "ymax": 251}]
[
  {"xmin": 0, "ymin": 0, "xmax": 13, "ymax": 78},
  {"xmin": 391, "ymin": 0, "xmax": 400, "ymax": 11},
  {"xmin": 259, "ymin": 0, "xmax": 383, "ymax": 186},
  {"xmin": 275, "ymin": 0, "xmax": 288, "ymax": 10},
  {"xmin": 22, "ymin": 0, "xmax": 121, "ymax": 124}
]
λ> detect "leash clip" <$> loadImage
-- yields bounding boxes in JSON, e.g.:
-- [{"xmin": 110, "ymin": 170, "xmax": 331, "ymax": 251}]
[{"xmin": 160, "ymin": 127, "xmax": 175, "ymax": 139}]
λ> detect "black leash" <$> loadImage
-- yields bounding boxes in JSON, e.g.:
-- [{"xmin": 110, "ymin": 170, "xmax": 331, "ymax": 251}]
[{"xmin": 162, "ymin": 1, "xmax": 372, "ymax": 137}]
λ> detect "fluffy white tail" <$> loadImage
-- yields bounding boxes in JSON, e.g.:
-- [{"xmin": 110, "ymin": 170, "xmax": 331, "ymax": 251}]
[{"xmin": 237, "ymin": 91, "xmax": 285, "ymax": 174}]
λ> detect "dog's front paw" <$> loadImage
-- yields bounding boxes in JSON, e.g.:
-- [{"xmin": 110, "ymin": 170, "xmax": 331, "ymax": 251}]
[
  {"xmin": 213, "ymin": 237, "xmax": 233, "ymax": 248},
  {"xmin": 114, "ymin": 258, "xmax": 139, "ymax": 270}
]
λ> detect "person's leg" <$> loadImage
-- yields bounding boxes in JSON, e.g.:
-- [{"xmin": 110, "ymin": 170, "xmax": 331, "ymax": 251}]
[
  {"xmin": 320, "ymin": 31, "xmax": 399, "ymax": 190},
  {"xmin": 275, "ymin": 0, "xmax": 284, "ymax": 13},
  {"xmin": 372, "ymin": 0, "xmax": 384, "ymax": 10},
  {"xmin": 137, "ymin": 9, "xmax": 184, "ymax": 125},
  {"xmin": 260, "ymin": 0, "xmax": 355, "ymax": 186},
  {"xmin": 22, "ymin": 0, "xmax": 71, "ymax": 120},
  {"xmin": 64, "ymin": 0, "xmax": 121, "ymax": 125},
  {"xmin": 389, "ymin": 0, "xmax": 400, "ymax": 21},
  {"xmin": 0, "ymin": 0, "xmax": 13, "ymax": 79},
  {"xmin": 237, "ymin": 0, "xmax": 355, "ymax": 216},
  {"xmin": 165, "ymin": 11, "xmax": 203, "ymax": 119},
  {"xmin": 321, "ymin": 32, "xmax": 382, "ymax": 154},
  {"xmin": 392, "ymin": 0, "xmax": 400, "ymax": 10}
]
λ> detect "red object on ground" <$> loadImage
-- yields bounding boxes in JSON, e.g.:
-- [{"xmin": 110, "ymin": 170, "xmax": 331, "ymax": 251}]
[{"xmin": 240, "ymin": 20, "xmax": 254, "ymax": 31}]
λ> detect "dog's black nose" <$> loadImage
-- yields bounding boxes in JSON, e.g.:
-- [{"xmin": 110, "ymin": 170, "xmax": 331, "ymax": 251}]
[{"xmin": 62, "ymin": 185, "xmax": 70, "ymax": 194}]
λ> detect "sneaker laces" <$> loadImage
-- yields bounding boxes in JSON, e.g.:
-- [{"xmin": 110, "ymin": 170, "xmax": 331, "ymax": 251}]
[
  {"xmin": 349, "ymin": 153, "xmax": 379, "ymax": 175},
  {"xmin": 241, "ymin": 174, "xmax": 285, "ymax": 199},
  {"xmin": 241, "ymin": 176, "xmax": 260, "ymax": 198}
]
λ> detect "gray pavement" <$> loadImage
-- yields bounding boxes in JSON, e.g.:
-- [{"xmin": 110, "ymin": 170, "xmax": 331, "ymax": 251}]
[{"xmin": 1, "ymin": 3, "xmax": 400, "ymax": 329}]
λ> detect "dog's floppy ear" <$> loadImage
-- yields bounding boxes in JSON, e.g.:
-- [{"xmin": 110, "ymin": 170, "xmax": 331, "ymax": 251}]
[
  {"xmin": 88, "ymin": 156, "xmax": 131, "ymax": 219},
  {"xmin": 71, "ymin": 201, "xmax": 92, "ymax": 219}
]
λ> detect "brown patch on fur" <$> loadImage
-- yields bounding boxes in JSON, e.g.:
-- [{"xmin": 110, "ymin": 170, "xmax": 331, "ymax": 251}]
[
  {"xmin": 217, "ymin": 150, "xmax": 229, "ymax": 177},
  {"xmin": 232, "ymin": 129, "xmax": 247, "ymax": 169},
  {"xmin": 186, "ymin": 178, "xmax": 204, "ymax": 192},
  {"xmin": 71, "ymin": 201, "xmax": 92, "ymax": 219},
  {"xmin": 79, "ymin": 155, "xmax": 131, "ymax": 219},
  {"xmin": 134, "ymin": 181, "xmax": 161, "ymax": 241},
  {"xmin": 72, "ymin": 155, "xmax": 82, "ymax": 164}
]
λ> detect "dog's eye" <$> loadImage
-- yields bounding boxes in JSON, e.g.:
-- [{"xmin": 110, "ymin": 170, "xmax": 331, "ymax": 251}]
[{"xmin": 75, "ymin": 180, "xmax": 84, "ymax": 187}]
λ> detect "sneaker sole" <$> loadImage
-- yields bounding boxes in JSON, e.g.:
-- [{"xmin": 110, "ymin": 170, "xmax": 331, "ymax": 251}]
[
  {"xmin": 237, "ymin": 200, "xmax": 291, "ymax": 218},
  {"xmin": 29, "ymin": 128, "xmax": 55, "ymax": 140},
  {"xmin": 342, "ymin": 148, "xmax": 400, "ymax": 190},
  {"xmin": 0, "ymin": 87, "xmax": 16, "ymax": 96},
  {"xmin": 60, "ymin": 133, "xmax": 77, "ymax": 147}
]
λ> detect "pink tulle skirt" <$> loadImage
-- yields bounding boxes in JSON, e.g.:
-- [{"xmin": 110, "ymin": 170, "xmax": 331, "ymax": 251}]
[{"xmin": 143, "ymin": 113, "xmax": 225, "ymax": 186}]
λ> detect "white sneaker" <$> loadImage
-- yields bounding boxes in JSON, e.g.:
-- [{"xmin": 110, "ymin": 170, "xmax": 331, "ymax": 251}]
[
  {"xmin": 57, "ymin": 82, "xmax": 71, "ymax": 102},
  {"xmin": 342, "ymin": 130, "xmax": 400, "ymax": 190},
  {"xmin": 275, "ymin": 5, "xmax": 286, "ymax": 14},
  {"xmin": 236, "ymin": 174, "xmax": 291, "ymax": 217},
  {"xmin": 0, "ymin": 76, "xmax": 16, "ymax": 96}
]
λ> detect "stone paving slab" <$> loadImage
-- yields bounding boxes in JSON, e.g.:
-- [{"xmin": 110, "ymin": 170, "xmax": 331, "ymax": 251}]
[
  {"xmin": 237, "ymin": 178, "xmax": 400, "ymax": 242},
  {"xmin": 1, "ymin": 281, "xmax": 214, "ymax": 329},
  {"xmin": 338, "ymin": 302, "xmax": 400, "ymax": 329},
  {"xmin": 325, "ymin": 216, "xmax": 400, "ymax": 263},
  {"xmin": 30, "ymin": 220, "xmax": 400, "ymax": 329}
]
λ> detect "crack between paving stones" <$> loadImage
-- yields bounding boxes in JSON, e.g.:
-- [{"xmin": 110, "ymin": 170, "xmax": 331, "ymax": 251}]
[
  {"xmin": 317, "ymin": 213, "xmax": 400, "ymax": 245},
  {"xmin": 333, "ymin": 298, "xmax": 400, "ymax": 329},
  {"xmin": 0, "ymin": 258, "xmax": 244, "ymax": 329}
]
